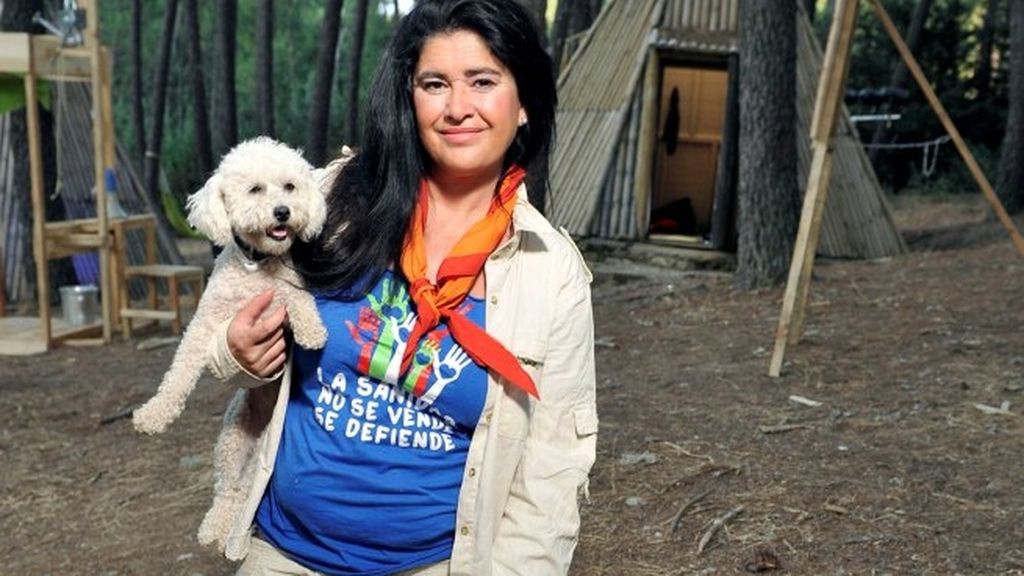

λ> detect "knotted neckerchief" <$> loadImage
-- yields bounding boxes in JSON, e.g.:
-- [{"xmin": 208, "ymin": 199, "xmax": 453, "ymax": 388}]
[{"xmin": 399, "ymin": 165, "xmax": 539, "ymax": 399}]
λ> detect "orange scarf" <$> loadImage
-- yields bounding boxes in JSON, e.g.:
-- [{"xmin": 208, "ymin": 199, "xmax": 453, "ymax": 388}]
[{"xmin": 399, "ymin": 165, "xmax": 538, "ymax": 399}]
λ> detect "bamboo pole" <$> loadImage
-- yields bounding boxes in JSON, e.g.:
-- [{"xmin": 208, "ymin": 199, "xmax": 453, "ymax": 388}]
[
  {"xmin": 769, "ymin": 0, "xmax": 858, "ymax": 378},
  {"xmin": 868, "ymin": 0, "xmax": 1024, "ymax": 257}
]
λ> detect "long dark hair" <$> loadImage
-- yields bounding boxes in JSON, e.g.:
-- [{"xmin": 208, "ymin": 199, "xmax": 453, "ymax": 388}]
[{"xmin": 293, "ymin": 0, "xmax": 557, "ymax": 296}]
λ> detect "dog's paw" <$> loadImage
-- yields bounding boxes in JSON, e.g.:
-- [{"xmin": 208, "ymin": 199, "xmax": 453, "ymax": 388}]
[
  {"xmin": 293, "ymin": 321, "xmax": 328, "ymax": 350},
  {"xmin": 132, "ymin": 403, "xmax": 171, "ymax": 435}
]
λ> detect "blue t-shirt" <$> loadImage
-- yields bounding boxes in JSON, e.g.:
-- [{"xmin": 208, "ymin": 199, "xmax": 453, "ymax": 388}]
[{"xmin": 255, "ymin": 272, "xmax": 487, "ymax": 575}]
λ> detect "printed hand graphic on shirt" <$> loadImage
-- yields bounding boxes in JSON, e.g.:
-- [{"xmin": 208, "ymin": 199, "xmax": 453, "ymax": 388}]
[
  {"xmin": 357, "ymin": 278, "xmax": 411, "ymax": 380},
  {"xmin": 403, "ymin": 337, "xmax": 440, "ymax": 396},
  {"xmin": 345, "ymin": 307, "xmax": 382, "ymax": 375},
  {"xmin": 420, "ymin": 346, "xmax": 473, "ymax": 405},
  {"xmin": 383, "ymin": 312, "xmax": 417, "ymax": 384}
]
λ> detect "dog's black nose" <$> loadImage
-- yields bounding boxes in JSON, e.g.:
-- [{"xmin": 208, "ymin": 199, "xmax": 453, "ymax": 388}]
[{"xmin": 273, "ymin": 206, "xmax": 291, "ymax": 223}]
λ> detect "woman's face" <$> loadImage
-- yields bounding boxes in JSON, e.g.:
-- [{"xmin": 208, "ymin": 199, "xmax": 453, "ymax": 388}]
[{"xmin": 412, "ymin": 29, "xmax": 525, "ymax": 182}]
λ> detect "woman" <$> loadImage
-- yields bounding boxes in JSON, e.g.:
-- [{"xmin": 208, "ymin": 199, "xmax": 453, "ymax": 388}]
[{"xmin": 211, "ymin": 0, "xmax": 597, "ymax": 574}]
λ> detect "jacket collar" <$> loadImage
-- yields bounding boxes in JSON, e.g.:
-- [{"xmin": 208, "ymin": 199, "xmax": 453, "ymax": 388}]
[
  {"xmin": 510, "ymin": 183, "xmax": 547, "ymax": 235},
  {"xmin": 487, "ymin": 184, "xmax": 548, "ymax": 261}
]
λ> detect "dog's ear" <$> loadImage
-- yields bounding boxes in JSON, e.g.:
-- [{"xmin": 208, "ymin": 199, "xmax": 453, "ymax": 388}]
[
  {"xmin": 301, "ymin": 173, "xmax": 327, "ymax": 242},
  {"xmin": 186, "ymin": 173, "xmax": 233, "ymax": 246}
]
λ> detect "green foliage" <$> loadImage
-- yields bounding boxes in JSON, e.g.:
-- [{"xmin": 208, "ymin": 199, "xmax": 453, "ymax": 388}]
[
  {"xmin": 812, "ymin": 0, "xmax": 1009, "ymax": 194},
  {"xmin": 98, "ymin": 0, "xmax": 400, "ymax": 207},
  {"xmin": 161, "ymin": 190, "xmax": 204, "ymax": 238}
]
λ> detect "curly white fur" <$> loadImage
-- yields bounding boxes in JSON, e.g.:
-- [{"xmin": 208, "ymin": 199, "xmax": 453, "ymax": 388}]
[
  {"xmin": 133, "ymin": 136, "xmax": 329, "ymax": 435},
  {"xmin": 131, "ymin": 138, "xmax": 353, "ymax": 553}
]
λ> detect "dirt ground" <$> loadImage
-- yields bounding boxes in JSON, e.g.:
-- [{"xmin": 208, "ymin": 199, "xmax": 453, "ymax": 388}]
[{"xmin": 2, "ymin": 194, "xmax": 1022, "ymax": 575}]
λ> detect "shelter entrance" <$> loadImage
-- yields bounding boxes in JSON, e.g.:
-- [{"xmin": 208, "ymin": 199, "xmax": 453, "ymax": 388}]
[{"xmin": 649, "ymin": 60, "xmax": 733, "ymax": 247}]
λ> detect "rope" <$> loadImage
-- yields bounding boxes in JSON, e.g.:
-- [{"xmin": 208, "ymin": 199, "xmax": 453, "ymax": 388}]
[
  {"xmin": 862, "ymin": 134, "xmax": 951, "ymax": 150},
  {"xmin": 863, "ymin": 135, "xmax": 951, "ymax": 180},
  {"xmin": 921, "ymin": 138, "xmax": 942, "ymax": 178}
]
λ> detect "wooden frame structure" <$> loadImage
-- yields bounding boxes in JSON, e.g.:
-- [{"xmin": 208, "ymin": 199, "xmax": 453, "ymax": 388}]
[
  {"xmin": 769, "ymin": 0, "xmax": 1024, "ymax": 377},
  {"xmin": 0, "ymin": 0, "xmax": 117, "ymax": 354}
]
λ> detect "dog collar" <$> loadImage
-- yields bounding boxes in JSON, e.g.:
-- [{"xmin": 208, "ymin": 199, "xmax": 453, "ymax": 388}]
[{"xmin": 233, "ymin": 233, "xmax": 273, "ymax": 272}]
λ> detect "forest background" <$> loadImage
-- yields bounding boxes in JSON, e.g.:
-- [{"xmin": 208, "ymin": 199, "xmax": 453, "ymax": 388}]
[{"xmin": 86, "ymin": 0, "xmax": 1013, "ymax": 215}]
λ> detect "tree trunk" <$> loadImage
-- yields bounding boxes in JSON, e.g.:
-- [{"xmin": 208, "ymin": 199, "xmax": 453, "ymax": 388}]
[
  {"xmin": 551, "ymin": 0, "xmax": 571, "ymax": 69},
  {"xmin": 306, "ymin": 0, "xmax": 345, "ymax": 167},
  {"xmin": 735, "ymin": 0, "xmax": 800, "ymax": 290},
  {"xmin": 1, "ymin": 0, "xmax": 74, "ymax": 305},
  {"xmin": 996, "ymin": 0, "xmax": 1024, "ymax": 213},
  {"xmin": 803, "ymin": 0, "xmax": 816, "ymax": 23},
  {"xmin": 212, "ymin": 0, "xmax": 239, "ymax": 158},
  {"xmin": 344, "ymin": 0, "xmax": 370, "ymax": 144},
  {"xmin": 256, "ymin": 0, "xmax": 276, "ymax": 137},
  {"xmin": 868, "ymin": 0, "xmax": 934, "ymax": 167},
  {"xmin": 973, "ymin": 0, "xmax": 1000, "ymax": 101},
  {"xmin": 517, "ymin": 0, "xmax": 548, "ymax": 47},
  {"xmin": 144, "ymin": 0, "xmax": 179, "ymax": 202},
  {"xmin": 181, "ymin": 0, "xmax": 213, "ymax": 177},
  {"xmin": 130, "ymin": 0, "xmax": 146, "ymax": 172},
  {"xmin": 552, "ymin": 0, "xmax": 597, "ymax": 72}
]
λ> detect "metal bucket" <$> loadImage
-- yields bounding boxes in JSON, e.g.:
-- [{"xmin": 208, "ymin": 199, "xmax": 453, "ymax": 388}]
[{"xmin": 59, "ymin": 285, "xmax": 100, "ymax": 326}]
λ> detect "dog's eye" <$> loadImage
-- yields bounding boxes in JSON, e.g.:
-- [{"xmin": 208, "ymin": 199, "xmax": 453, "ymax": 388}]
[
  {"xmin": 284, "ymin": 182, "xmax": 295, "ymax": 192},
  {"xmin": 249, "ymin": 185, "xmax": 263, "ymax": 194}
]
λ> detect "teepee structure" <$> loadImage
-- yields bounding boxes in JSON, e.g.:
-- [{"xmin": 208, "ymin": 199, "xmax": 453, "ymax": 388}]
[{"xmin": 548, "ymin": 0, "xmax": 907, "ymax": 259}]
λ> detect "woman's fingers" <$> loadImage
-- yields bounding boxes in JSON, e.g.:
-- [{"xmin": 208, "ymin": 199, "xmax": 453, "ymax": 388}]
[
  {"xmin": 228, "ymin": 290, "xmax": 291, "ymax": 377},
  {"xmin": 256, "ymin": 337, "xmax": 289, "ymax": 376}
]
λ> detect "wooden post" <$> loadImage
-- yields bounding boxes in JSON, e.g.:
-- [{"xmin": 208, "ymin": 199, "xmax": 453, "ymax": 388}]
[
  {"xmin": 769, "ymin": 0, "xmax": 858, "ymax": 378},
  {"xmin": 634, "ymin": 48, "xmax": 659, "ymax": 235},
  {"xmin": 25, "ymin": 56, "xmax": 52, "ymax": 345},
  {"xmin": 86, "ymin": 0, "xmax": 113, "ymax": 342},
  {"xmin": 868, "ymin": 0, "xmax": 1024, "ymax": 257}
]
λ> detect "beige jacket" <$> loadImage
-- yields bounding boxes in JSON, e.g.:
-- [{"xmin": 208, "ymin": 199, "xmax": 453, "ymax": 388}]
[{"xmin": 207, "ymin": 188, "xmax": 598, "ymax": 575}]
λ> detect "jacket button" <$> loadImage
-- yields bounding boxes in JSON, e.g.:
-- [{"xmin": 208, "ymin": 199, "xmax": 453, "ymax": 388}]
[
  {"xmin": 490, "ymin": 295, "xmax": 498, "ymax": 305},
  {"xmin": 461, "ymin": 526, "xmax": 470, "ymax": 536},
  {"xmin": 468, "ymin": 467, "xmax": 477, "ymax": 478}
]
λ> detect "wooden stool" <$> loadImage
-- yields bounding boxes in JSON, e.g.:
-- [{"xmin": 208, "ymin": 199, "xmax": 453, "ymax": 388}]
[{"xmin": 120, "ymin": 264, "xmax": 205, "ymax": 336}]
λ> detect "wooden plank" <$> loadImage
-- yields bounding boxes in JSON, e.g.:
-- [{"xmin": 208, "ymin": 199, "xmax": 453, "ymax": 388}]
[
  {"xmin": 125, "ymin": 264, "xmax": 204, "ymax": 279},
  {"xmin": 25, "ymin": 65, "xmax": 51, "ymax": 348},
  {"xmin": 710, "ymin": 53, "xmax": 739, "ymax": 250},
  {"xmin": 0, "ymin": 316, "xmax": 50, "ymax": 355},
  {"xmin": 634, "ymin": 48, "xmax": 659, "ymax": 233},
  {"xmin": 100, "ymin": 48, "xmax": 116, "ymax": 166},
  {"xmin": 30, "ymin": 36, "xmax": 94, "ymax": 81},
  {"xmin": 868, "ymin": 0, "xmax": 1024, "ymax": 258},
  {"xmin": 89, "ymin": 7, "xmax": 112, "ymax": 344},
  {"xmin": 0, "ymin": 316, "xmax": 101, "ymax": 356},
  {"xmin": 45, "ymin": 235, "xmax": 104, "ymax": 260},
  {"xmin": 810, "ymin": 0, "xmax": 858, "ymax": 143},
  {"xmin": 0, "ymin": 33, "xmax": 30, "ymax": 73},
  {"xmin": 119, "ymin": 309, "xmax": 178, "ymax": 320},
  {"xmin": 769, "ymin": 0, "xmax": 857, "ymax": 378},
  {"xmin": 787, "ymin": 142, "xmax": 837, "ymax": 344}
]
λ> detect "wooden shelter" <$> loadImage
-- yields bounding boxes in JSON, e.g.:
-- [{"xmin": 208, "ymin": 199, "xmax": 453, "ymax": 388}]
[
  {"xmin": 0, "ymin": 0, "xmax": 119, "ymax": 354},
  {"xmin": 549, "ymin": 0, "xmax": 907, "ymax": 259}
]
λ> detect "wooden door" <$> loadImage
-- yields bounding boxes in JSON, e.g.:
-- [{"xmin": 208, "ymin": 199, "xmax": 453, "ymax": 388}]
[{"xmin": 651, "ymin": 65, "xmax": 728, "ymax": 238}]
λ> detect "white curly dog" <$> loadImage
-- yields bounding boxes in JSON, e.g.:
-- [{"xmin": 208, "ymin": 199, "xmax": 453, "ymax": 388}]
[{"xmin": 131, "ymin": 137, "xmax": 346, "ymax": 551}]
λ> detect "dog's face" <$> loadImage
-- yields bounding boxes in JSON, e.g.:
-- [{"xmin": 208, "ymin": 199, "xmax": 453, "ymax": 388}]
[{"xmin": 186, "ymin": 137, "xmax": 325, "ymax": 255}]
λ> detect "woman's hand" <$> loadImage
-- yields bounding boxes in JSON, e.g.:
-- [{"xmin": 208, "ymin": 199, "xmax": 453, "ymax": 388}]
[{"xmin": 227, "ymin": 290, "xmax": 289, "ymax": 378}]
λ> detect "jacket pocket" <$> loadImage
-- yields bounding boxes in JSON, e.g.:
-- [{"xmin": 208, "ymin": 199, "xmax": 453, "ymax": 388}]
[
  {"xmin": 513, "ymin": 339, "xmax": 546, "ymax": 385},
  {"xmin": 573, "ymin": 403, "xmax": 599, "ymax": 437}
]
